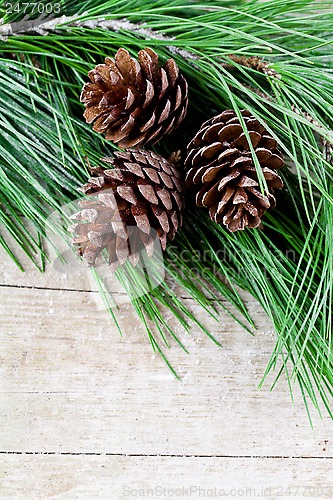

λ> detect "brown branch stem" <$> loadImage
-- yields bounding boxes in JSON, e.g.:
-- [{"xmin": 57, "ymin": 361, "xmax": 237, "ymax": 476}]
[
  {"xmin": 225, "ymin": 54, "xmax": 281, "ymax": 79},
  {"xmin": 1, "ymin": 14, "xmax": 280, "ymax": 79}
]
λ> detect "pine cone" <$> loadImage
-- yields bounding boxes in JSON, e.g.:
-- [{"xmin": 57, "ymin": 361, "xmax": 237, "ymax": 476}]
[
  {"xmin": 184, "ymin": 110, "xmax": 284, "ymax": 232},
  {"xmin": 80, "ymin": 47, "xmax": 188, "ymax": 148},
  {"xmin": 70, "ymin": 149, "xmax": 184, "ymax": 269}
]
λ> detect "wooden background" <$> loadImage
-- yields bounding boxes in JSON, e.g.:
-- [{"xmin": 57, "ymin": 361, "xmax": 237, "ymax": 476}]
[{"xmin": 0, "ymin": 240, "xmax": 332, "ymax": 499}]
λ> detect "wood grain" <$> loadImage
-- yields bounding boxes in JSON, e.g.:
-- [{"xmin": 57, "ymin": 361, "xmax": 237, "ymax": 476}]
[
  {"xmin": 1, "ymin": 284, "xmax": 332, "ymax": 457},
  {"xmin": 1, "ymin": 239, "xmax": 332, "ymax": 498},
  {"xmin": 1, "ymin": 455, "xmax": 333, "ymax": 499}
]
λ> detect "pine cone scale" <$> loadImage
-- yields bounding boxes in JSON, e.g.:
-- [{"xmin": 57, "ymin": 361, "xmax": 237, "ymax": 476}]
[
  {"xmin": 116, "ymin": 48, "xmax": 141, "ymax": 87},
  {"xmin": 143, "ymin": 80, "xmax": 155, "ymax": 108}
]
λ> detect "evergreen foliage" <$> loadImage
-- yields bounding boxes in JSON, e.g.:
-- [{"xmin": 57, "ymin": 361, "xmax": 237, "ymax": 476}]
[{"xmin": 1, "ymin": 0, "xmax": 333, "ymax": 419}]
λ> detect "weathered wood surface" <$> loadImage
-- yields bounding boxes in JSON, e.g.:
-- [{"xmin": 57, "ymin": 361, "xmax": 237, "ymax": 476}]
[
  {"xmin": 1, "ymin": 456, "xmax": 333, "ymax": 499},
  {"xmin": 0, "ymin": 245, "xmax": 332, "ymax": 499}
]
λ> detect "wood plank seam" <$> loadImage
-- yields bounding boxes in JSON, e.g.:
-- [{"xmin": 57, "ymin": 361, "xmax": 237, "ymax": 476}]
[
  {"xmin": 1, "ymin": 451, "xmax": 333, "ymax": 459},
  {"xmin": 0, "ymin": 283, "xmax": 254, "ymax": 304}
]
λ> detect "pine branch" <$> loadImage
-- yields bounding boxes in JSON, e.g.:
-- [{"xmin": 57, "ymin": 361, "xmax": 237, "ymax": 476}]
[
  {"xmin": 0, "ymin": 13, "xmax": 282, "ymax": 75},
  {"xmin": 0, "ymin": 14, "xmax": 200, "ymax": 62},
  {"xmin": 1, "ymin": 0, "xmax": 333, "ymax": 418}
]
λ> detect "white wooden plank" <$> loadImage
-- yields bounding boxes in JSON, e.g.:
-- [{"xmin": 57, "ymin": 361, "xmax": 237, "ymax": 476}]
[
  {"xmin": 0, "ymin": 227, "xmax": 177, "ymax": 296},
  {"xmin": 1, "ymin": 455, "xmax": 333, "ymax": 499},
  {"xmin": 0, "ymin": 240, "xmax": 102, "ymax": 293},
  {"xmin": 0, "ymin": 229, "xmax": 264, "ymax": 320},
  {"xmin": 0, "ymin": 284, "xmax": 332, "ymax": 458},
  {"xmin": 0, "ymin": 232, "xmax": 254, "ymax": 306}
]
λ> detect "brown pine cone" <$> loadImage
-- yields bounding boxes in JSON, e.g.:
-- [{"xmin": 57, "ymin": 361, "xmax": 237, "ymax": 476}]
[
  {"xmin": 70, "ymin": 149, "xmax": 184, "ymax": 269},
  {"xmin": 80, "ymin": 47, "xmax": 188, "ymax": 148},
  {"xmin": 184, "ymin": 110, "xmax": 284, "ymax": 232}
]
